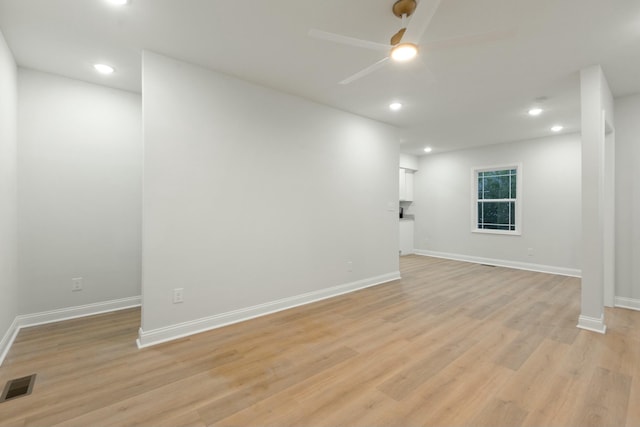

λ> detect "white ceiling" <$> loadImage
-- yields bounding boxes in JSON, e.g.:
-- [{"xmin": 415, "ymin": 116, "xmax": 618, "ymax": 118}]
[{"xmin": 1, "ymin": 0, "xmax": 639, "ymax": 155}]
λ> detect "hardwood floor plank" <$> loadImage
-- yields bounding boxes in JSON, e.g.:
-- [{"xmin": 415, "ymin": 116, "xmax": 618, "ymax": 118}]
[
  {"xmin": 155, "ymin": 410, "xmax": 206, "ymax": 427},
  {"xmin": 597, "ymin": 329, "xmax": 640, "ymax": 377},
  {"xmin": 53, "ymin": 369, "xmax": 235, "ymax": 427},
  {"xmin": 196, "ymin": 346, "xmax": 358, "ymax": 424},
  {"xmin": 377, "ymin": 329, "xmax": 479, "ymax": 401},
  {"xmin": 560, "ymin": 330, "xmax": 605, "ymax": 380},
  {"xmin": 524, "ymin": 332, "xmax": 605, "ymax": 426},
  {"xmin": 495, "ymin": 338, "xmax": 570, "ymax": 411},
  {"xmin": 469, "ymin": 397, "xmax": 529, "ymax": 427},
  {"xmin": 217, "ymin": 343, "xmax": 412, "ymax": 426},
  {"xmin": 493, "ymin": 330, "xmax": 546, "ymax": 371},
  {"xmin": 394, "ymin": 325, "xmax": 517, "ymax": 426},
  {"xmin": 311, "ymin": 390, "xmax": 398, "ymax": 427},
  {"xmin": 570, "ymin": 366, "xmax": 632, "ymax": 427},
  {"xmin": 422, "ymin": 362, "xmax": 513, "ymax": 427},
  {"xmin": 20, "ymin": 347, "xmax": 243, "ymax": 427},
  {"xmin": 502, "ymin": 301, "xmax": 551, "ymax": 331},
  {"xmin": 521, "ymin": 373, "xmax": 577, "ymax": 427},
  {"xmin": 626, "ymin": 376, "xmax": 640, "ymax": 427},
  {"xmin": 53, "ymin": 346, "xmax": 353, "ymax": 427},
  {"xmin": 467, "ymin": 293, "xmax": 516, "ymax": 320}
]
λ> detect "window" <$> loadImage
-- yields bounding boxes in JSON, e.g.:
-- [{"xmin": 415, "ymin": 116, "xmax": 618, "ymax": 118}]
[{"xmin": 472, "ymin": 164, "xmax": 521, "ymax": 235}]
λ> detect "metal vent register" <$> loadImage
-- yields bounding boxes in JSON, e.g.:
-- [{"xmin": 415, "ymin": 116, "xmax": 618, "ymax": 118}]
[{"xmin": 0, "ymin": 374, "xmax": 36, "ymax": 403}]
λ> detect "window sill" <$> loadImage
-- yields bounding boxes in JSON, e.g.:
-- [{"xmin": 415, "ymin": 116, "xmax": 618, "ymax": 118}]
[{"xmin": 472, "ymin": 229, "xmax": 521, "ymax": 236}]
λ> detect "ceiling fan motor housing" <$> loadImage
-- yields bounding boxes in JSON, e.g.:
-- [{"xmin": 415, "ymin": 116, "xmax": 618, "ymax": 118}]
[{"xmin": 392, "ymin": 0, "xmax": 417, "ymax": 18}]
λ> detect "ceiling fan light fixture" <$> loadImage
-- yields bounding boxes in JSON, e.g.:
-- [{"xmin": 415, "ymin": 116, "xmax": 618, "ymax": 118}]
[{"xmin": 390, "ymin": 43, "xmax": 418, "ymax": 61}]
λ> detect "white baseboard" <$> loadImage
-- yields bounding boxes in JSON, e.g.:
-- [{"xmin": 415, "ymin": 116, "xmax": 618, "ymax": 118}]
[
  {"xmin": 0, "ymin": 317, "xmax": 20, "ymax": 368},
  {"xmin": 414, "ymin": 249, "xmax": 581, "ymax": 278},
  {"xmin": 16, "ymin": 296, "xmax": 141, "ymax": 329},
  {"xmin": 0, "ymin": 296, "xmax": 141, "ymax": 367},
  {"xmin": 137, "ymin": 271, "xmax": 401, "ymax": 348},
  {"xmin": 577, "ymin": 314, "xmax": 607, "ymax": 334},
  {"xmin": 614, "ymin": 296, "xmax": 640, "ymax": 311}
]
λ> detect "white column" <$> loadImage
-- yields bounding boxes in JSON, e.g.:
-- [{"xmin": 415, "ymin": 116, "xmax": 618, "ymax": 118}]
[{"xmin": 578, "ymin": 65, "xmax": 614, "ymax": 334}]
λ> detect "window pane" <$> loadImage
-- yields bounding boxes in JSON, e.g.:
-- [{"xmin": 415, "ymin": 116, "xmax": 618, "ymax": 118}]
[
  {"xmin": 483, "ymin": 201, "xmax": 499, "ymax": 225},
  {"xmin": 477, "ymin": 201, "xmax": 515, "ymax": 230},
  {"xmin": 482, "ymin": 175, "xmax": 511, "ymax": 199},
  {"xmin": 499, "ymin": 176, "xmax": 511, "ymax": 199},
  {"xmin": 484, "ymin": 176, "xmax": 496, "ymax": 199},
  {"xmin": 510, "ymin": 201, "xmax": 515, "ymax": 223},
  {"xmin": 481, "ymin": 170, "xmax": 511, "ymax": 177},
  {"xmin": 496, "ymin": 202, "xmax": 510, "ymax": 224}
]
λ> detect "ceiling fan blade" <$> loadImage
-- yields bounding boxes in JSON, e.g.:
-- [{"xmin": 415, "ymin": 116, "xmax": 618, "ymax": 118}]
[
  {"xmin": 308, "ymin": 29, "xmax": 390, "ymax": 52},
  {"xmin": 414, "ymin": 58, "xmax": 437, "ymax": 85},
  {"xmin": 423, "ymin": 28, "xmax": 517, "ymax": 51},
  {"xmin": 402, "ymin": 0, "xmax": 443, "ymax": 44},
  {"xmin": 339, "ymin": 57, "xmax": 389, "ymax": 85}
]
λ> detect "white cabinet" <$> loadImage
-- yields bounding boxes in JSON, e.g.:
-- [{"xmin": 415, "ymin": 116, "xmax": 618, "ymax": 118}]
[
  {"xmin": 399, "ymin": 220, "xmax": 414, "ymax": 255},
  {"xmin": 405, "ymin": 171, "xmax": 414, "ymax": 202},
  {"xmin": 399, "ymin": 168, "xmax": 414, "ymax": 202}
]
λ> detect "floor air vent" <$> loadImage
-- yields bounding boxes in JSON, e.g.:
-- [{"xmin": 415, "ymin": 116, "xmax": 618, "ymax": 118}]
[{"xmin": 0, "ymin": 374, "xmax": 36, "ymax": 403}]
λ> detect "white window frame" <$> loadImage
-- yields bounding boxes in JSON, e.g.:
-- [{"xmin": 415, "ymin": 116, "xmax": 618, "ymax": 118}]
[{"xmin": 471, "ymin": 163, "xmax": 522, "ymax": 236}]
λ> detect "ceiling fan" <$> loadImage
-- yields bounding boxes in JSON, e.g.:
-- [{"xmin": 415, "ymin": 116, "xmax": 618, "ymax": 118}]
[
  {"xmin": 309, "ymin": 0, "xmax": 441, "ymax": 85},
  {"xmin": 309, "ymin": 0, "xmax": 512, "ymax": 85}
]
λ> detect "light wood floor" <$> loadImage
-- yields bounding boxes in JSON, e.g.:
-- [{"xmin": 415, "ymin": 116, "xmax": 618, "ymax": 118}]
[{"xmin": 1, "ymin": 255, "xmax": 639, "ymax": 426}]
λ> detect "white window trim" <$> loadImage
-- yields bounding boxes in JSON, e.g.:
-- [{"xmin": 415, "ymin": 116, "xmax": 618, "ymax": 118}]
[{"xmin": 471, "ymin": 163, "xmax": 522, "ymax": 236}]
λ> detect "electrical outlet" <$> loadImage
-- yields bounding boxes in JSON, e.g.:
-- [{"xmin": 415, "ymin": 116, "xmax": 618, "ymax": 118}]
[
  {"xmin": 527, "ymin": 248, "xmax": 534, "ymax": 257},
  {"xmin": 173, "ymin": 288, "xmax": 184, "ymax": 304},
  {"xmin": 347, "ymin": 261, "xmax": 353, "ymax": 272},
  {"xmin": 71, "ymin": 277, "xmax": 83, "ymax": 292}
]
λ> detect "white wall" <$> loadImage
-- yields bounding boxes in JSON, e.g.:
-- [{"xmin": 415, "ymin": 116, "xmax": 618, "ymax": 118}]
[
  {"xmin": 18, "ymin": 69, "xmax": 142, "ymax": 314},
  {"xmin": 615, "ymin": 93, "xmax": 640, "ymax": 302},
  {"xmin": 400, "ymin": 153, "xmax": 418, "ymax": 170},
  {"xmin": 141, "ymin": 51, "xmax": 399, "ymax": 340},
  {"xmin": 412, "ymin": 134, "xmax": 581, "ymax": 273},
  {"xmin": 0, "ymin": 31, "xmax": 18, "ymax": 347}
]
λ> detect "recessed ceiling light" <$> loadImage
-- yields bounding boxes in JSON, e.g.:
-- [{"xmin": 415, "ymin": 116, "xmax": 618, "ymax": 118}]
[
  {"xmin": 528, "ymin": 107, "xmax": 543, "ymax": 116},
  {"xmin": 423, "ymin": 147, "xmax": 432, "ymax": 153},
  {"xmin": 108, "ymin": 0, "xmax": 129, "ymax": 5},
  {"xmin": 93, "ymin": 64, "xmax": 115, "ymax": 75},
  {"xmin": 551, "ymin": 125, "xmax": 563, "ymax": 132},
  {"xmin": 390, "ymin": 43, "xmax": 418, "ymax": 62},
  {"xmin": 389, "ymin": 102, "xmax": 402, "ymax": 111}
]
